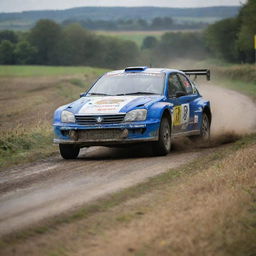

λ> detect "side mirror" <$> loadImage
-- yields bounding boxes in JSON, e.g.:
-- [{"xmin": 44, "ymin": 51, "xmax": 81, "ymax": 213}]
[
  {"xmin": 175, "ymin": 91, "xmax": 186, "ymax": 98},
  {"xmin": 80, "ymin": 93, "xmax": 85, "ymax": 98}
]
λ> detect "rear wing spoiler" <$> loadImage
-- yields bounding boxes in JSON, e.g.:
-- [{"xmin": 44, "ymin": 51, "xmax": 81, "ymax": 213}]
[{"xmin": 181, "ymin": 69, "xmax": 210, "ymax": 81}]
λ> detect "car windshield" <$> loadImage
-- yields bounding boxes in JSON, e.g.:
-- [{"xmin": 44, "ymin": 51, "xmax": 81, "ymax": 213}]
[{"xmin": 87, "ymin": 72, "xmax": 165, "ymax": 96}]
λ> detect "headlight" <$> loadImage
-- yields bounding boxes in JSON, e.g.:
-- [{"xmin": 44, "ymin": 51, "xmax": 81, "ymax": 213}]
[
  {"xmin": 61, "ymin": 110, "xmax": 75, "ymax": 123},
  {"xmin": 124, "ymin": 109, "xmax": 147, "ymax": 122}
]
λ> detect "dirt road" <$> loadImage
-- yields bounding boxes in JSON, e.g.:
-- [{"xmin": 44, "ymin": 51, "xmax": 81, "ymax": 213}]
[{"xmin": 0, "ymin": 84, "xmax": 255, "ymax": 237}]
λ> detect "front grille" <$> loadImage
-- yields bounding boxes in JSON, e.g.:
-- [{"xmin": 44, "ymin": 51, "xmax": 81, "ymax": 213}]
[
  {"xmin": 77, "ymin": 129, "xmax": 127, "ymax": 141},
  {"xmin": 75, "ymin": 114, "xmax": 125, "ymax": 125}
]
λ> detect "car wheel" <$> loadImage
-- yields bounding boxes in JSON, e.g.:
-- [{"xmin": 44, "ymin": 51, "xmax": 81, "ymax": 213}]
[
  {"xmin": 152, "ymin": 116, "xmax": 171, "ymax": 156},
  {"xmin": 59, "ymin": 144, "xmax": 80, "ymax": 159},
  {"xmin": 201, "ymin": 113, "xmax": 210, "ymax": 141},
  {"xmin": 190, "ymin": 113, "xmax": 210, "ymax": 145}
]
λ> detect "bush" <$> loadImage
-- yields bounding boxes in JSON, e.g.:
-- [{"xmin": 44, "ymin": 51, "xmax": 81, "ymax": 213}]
[{"xmin": 0, "ymin": 40, "xmax": 15, "ymax": 64}]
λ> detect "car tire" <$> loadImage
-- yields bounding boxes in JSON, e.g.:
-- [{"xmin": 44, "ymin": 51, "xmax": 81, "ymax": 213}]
[
  {"xmin": 190, "ymin": 112, "xmax": 210, "ymax": 145},
  {"xmin": 59, "ymin": 144, "xmax": 80, "ymax": 159},
  {"xmin": 152, "ymin": 116, "xmax": 171, "ymax": 156}
]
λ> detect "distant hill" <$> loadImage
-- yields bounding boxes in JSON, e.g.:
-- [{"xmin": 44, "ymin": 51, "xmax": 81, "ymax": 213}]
[{"xmin": 0, "ymin": 6, "xmax": 240, "ymax": 31}]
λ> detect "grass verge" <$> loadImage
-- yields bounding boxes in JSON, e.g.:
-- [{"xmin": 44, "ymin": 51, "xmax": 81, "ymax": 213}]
[
  {"xmin": 213, "ymin": 78, "xmax": 256, "ymax": 100},
  {"xmin": 0, "ymin": 66, "xmax": 108, "ymax": 169},
  {"xmin": 212, "ymin": 64, "xmax": 256, "ymax": 99},
  {"xmin": 196, "ymin": 60, "xmax": 256, "ymax": 98},
  {"xmin": 0, "ymin": 122, "xmax": 55, "ymax": 168}
]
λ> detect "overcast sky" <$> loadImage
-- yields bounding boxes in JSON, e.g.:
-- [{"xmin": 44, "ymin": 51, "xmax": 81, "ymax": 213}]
[{"xmin": 0, "ymin": 0, "xmax": 246, "ymax": 13}]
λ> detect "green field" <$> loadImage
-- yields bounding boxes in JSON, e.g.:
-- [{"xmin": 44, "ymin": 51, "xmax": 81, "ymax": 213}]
[
  {"xmin": 96, "ymin": 30, "xmax": 200, "ymax": 46},
  {"xmin": 0, "ymin": 65, "xmax": 108, "ymax": 77},
  {"xmin": 176, "ymin": 16, "xmax": 221, "ymax": 23},
  {"xmin": 96, "ymin": 30, "xmax": 164, "ymax": 46},
  {"xmin": 96, "ymin": 30, "xmax": 168, "ymax": 46}
]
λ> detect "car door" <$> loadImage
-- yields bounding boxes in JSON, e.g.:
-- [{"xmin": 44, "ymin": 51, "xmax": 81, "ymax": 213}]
[
  {"xmin": 167, "ymin": 73, "xmax": 198, "ymax": 134},
  {"xmin": 177, "ymin": 73, "xmax": 201, "ymax": 133}
]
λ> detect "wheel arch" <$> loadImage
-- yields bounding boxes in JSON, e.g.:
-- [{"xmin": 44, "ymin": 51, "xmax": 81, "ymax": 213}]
[
  {"xmin": 161, "ymin": 108, "xmax": 172, "ymax": 125},
  {"xmin": 203, "ymin": 105, "xmax": 212, "ymax": 126},
  {"xmin": 148, "ymin": 102, "xmax": 173, "ymax": 125}
]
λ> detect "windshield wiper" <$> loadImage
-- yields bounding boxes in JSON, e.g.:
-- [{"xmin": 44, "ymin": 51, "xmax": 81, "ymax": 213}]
[
  {"xmin": 88, "ymin": 93, "xmax": 111, "ymax": 96},
  {"xmin": 121, "ymin": 92, "xmax": 159, "ymax": 95}
]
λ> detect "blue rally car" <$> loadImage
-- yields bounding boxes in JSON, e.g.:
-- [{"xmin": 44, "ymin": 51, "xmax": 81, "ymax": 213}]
[{"xmin": 53, "ymin": 67, "xmax": 211, "ymax": 159}]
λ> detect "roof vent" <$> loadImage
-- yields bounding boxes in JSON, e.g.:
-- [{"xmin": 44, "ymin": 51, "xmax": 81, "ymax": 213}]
[{"xmin": 124, "ymin": 66, "xmax": 148, "ymax": 72}]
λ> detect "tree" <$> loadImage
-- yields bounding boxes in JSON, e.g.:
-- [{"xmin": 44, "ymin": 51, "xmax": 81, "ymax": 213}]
[
  {"xmin": 60, "ymin": 23, "xmax": 100, "ymax": 66},
  {"xmin": 204, "ymin": 18, "xmax": 239, "ymax": 62},
  {"xmin": 0, "ymin": 30, "xmax": 18, "ymax": 44},
  {"xmin": 204, "ymin": 0, "xmax": 256, "ymax": 63},
  {"xmin": 101, "ymin": 37, "xmax": 140, "ymax": 68},
  {"xmin": 236, "ymin": 0, "xmax": 256, "ymax": 63},
  {"xmin": 151, "ymin": 17, "xmax": 173, "ymax": 30},
  {"xmin": 0, "ymin": 40, "xmax": 15, "ymax": 64},
  {"xmin": 29, "ymin": 19, "xmax": 62, "ymax": 65},
  {"xmin": 142, "ymin": 36, "xmax": 158, "ymax": 49},
  {"xmin": 14, "ymin": 41, "xmax": 38, "ymax": 64},
  {"xmin": 137, "ymin": 19, "xmax": 148, "ymax": 30}
]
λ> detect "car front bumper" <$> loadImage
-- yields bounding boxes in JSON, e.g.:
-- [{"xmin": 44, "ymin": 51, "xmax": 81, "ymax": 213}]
[{"xmin": 53, "ymin": 120, "xmax": 160, "ymax": 146}]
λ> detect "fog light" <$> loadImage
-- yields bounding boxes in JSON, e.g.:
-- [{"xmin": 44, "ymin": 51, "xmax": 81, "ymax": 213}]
[
  {"xmin": 69, "ymin": 130, "xmax": 78, "ymax": 141},
  {"xmin": 121, "ymin": 129, "xmax": 129, "ymax": 138}
]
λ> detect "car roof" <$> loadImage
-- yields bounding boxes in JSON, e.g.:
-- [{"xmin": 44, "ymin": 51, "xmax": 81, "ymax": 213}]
[{"xmin": 106, "ymin": 67, "xmax": 184, "ymax": 76}]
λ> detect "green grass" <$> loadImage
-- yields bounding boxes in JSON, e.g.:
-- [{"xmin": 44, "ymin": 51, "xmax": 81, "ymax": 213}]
[{"xmin": 0, "ymin": 65, "xmax": 108, "ymax": 77}]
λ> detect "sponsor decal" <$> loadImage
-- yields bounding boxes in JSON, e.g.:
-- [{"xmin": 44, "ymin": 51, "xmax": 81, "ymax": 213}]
[
  {"xmin": 96, "ymin": 99, "xmax": 125, "ymax": 105},
  {"xmin": 78, "ymin": 96, "xmax": 142, "ymax": 114},
  {"xmin": 106, "ymin": 72, "xmax": 163, "ymax": 77},
  {"xmin": 194, "ymin": 115, "xmax": 199, "ymax": 124}
]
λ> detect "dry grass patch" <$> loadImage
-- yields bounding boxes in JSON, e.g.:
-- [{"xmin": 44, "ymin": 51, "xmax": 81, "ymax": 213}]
[
  {"xmin": 72, "ymin": 144, "xmax": 256, "ymax": 256},
  {"xmin": 66, "ymin": 146, "xmax": 252, "ymax": 256}
]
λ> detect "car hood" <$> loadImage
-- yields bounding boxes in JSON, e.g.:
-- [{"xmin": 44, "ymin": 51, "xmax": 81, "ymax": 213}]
[{"xmin": 66, "ymin": 95, "xmax": 164, "ymax": 115}]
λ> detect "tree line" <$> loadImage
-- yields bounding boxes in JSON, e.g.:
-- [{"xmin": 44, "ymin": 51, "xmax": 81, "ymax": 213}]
[
  {"xmin": 0, "ymin": 20, "xmax": 139, "ymax": 68},
  {"xmin": 0, "ymin": 19, "xmax": 207, "ymax": 68},
  {"xmin": 204, "ymin": 0, "xmax": 256, "ymax": 63},
  {"xmin": 0, "ymin": 0, "xmax": 254, "ymax": 67},
  {"xmin": 146, "ymin": 0, "xmax": 256, "ymax": 65},
  {"xmin": 62, "ymin": 17, "xmax": 207, "ymax": 31}
]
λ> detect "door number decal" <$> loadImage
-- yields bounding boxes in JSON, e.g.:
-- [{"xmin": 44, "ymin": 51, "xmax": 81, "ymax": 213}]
[{"xmin": 173, "ymin": 104, "xmax": 190, "ymax": 126}]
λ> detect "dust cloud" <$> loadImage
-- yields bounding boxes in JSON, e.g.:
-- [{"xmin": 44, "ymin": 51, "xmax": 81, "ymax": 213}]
[
  {"xmin": 172, "ymin": 82, "xmax": 256, "ymax": 151},
  {"xmin": 199, "ymin": 84, "xmax": 256, "ymax": 136}
]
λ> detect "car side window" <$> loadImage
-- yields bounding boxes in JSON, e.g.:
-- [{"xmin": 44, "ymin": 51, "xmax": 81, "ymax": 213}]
[
  {"xmin": 178, "ymin": 74, "xmax": 193, "ymax": 95},
  {"xmin": 168, "ymin": 74, "xmax": 186, "ymax": 98}
]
